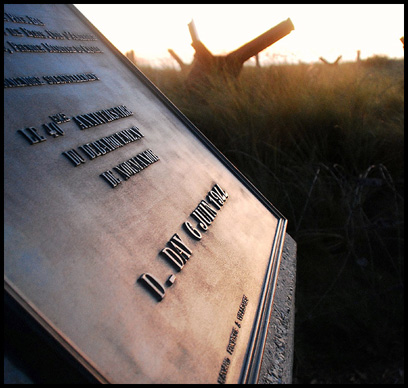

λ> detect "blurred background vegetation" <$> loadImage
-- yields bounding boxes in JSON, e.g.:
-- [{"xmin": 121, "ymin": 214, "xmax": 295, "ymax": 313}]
[{"xmin": 136, "ymin": 55, "xmax": 404, "ymax": 384}]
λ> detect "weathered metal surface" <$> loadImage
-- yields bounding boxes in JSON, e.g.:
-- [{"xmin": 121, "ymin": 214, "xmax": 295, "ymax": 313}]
[
  {"xmin": 4, "ymin": 234, "xmax": 297, "ymax": 384},
  {"xmin": 4, "ymin": 4, "xmax": 287, "ymax": 384}
]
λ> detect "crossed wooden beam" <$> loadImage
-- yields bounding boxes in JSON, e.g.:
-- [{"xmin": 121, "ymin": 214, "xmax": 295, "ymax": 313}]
[
  {"xmin": 189, "ymin": 18, "xmax": 294, "ymax": 81},
  {"xmin": 319, "ymin": 55, "xmax": 342, "ymax": 66},
  {"xmin": 168, "ymin": 18, "xmax": 294, "ymax": 85}
]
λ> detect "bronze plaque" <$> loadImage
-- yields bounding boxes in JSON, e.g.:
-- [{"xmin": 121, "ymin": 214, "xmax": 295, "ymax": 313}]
[{"xmin": 4, "ymin": 4, "xmax": 287, "ymax": 384}]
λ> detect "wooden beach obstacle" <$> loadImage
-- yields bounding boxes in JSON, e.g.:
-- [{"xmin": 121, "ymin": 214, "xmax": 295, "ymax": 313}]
[
  {"xmin": 186, "ymin": 18, "xmax": 295, "ymax": 87},
  {"xmin": 167, "ymin": 48, "xmax": 190, "ymax": 71},
  {"xmin": 319, "ymin": 55, "xmax": 342, "ymax": 66}
]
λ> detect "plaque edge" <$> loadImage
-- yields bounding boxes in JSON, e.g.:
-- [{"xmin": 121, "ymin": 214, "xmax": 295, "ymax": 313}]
[
  {"xmin": 238, "ymin": 218, "xmax": 287, "ymax": 384},
  {"xmin": 4, "ymin": 279, "xmax": 110, "ymax": 384}
]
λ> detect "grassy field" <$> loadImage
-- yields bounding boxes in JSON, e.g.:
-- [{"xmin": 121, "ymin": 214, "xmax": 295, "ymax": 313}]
[{"xmin": 139, "ymin": 57, "xmax": 404, "ymax": 384}]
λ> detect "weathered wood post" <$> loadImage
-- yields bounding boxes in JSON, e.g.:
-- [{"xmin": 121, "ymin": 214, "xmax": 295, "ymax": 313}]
[
  {"xmin": 255, "ymin": 54, "xmax": 261, "ymax": 68},
  {"xmin": 224, "ymin": 18, "xmax": 294, "ymax": 76},
  {"xmin": 188, "ymin": 19, "xmax": 200, "ymax": 44},
  {"xmin": 168, "ymin": 48, "xmax": 189, "ymax": 71},
  {"xmin": 319, "ymin": 55, "xmax": 342, "ymax": 66},
  {"xmin": 125, "ymin": 49, "xmax": 137, "ymax": 64},
  {"xmin": 186, "ymin": 18, "xmax": 294, "ymax": 87}
]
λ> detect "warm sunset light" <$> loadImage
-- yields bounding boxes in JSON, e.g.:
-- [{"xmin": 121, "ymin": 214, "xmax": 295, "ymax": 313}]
[
  {"xmin": 74, "ymin": 4, "xmax": 404, "ymax": 67},
  {"xmin": 4, "ymin": 4, "xmax": 404, "ymax": 385}
]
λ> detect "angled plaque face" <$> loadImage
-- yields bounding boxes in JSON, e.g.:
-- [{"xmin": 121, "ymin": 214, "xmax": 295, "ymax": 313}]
[{"xmin": 4, "ymin": 4, "xmax": 287, "ymax": 384}]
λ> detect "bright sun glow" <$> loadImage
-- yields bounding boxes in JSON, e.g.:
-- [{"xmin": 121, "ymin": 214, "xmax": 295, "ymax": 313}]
[{"xmin": 74, "ymin": 4, "xmax": 404, "ymax": 67}]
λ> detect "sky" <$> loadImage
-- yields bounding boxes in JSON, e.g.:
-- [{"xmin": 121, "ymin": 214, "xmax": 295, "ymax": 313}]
[{"xmin": 74, "ymin": 4, "xmax": 404, "ymax": 67}]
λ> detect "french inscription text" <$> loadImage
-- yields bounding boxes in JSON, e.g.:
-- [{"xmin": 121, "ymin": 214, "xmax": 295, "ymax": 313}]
[
  {"xmin": 73, "ymin": 105, "xmax": 133, "ymax": 130},
  {"xmin": 100, "ymin": 149, "xmax": 160, "ymax": 187},
  {"xmin": 4, "ymin": 73, "xmax": 99, "ymax": 88},
  {"xmin": 217, "ymin": 294, "xmax": 249, "ymax": 383},
  {"xmin": 139, "ymin": 183, "xmax": 229, "ymax": 301}
]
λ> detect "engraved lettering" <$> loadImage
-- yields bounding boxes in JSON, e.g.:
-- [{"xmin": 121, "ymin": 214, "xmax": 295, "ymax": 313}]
[
  {"xmin": 41, "ymin": 42, "xmax": 102, "ymax": 53},
  {"xmin": 4, "ymin": 12, "xmax": 44, "ymax": 25},
  {"xmin": 88, "ymin": 114, "xmax": 105, "ymax": 127},
  {"xmin": 115, "ymin": 104, "xmax": 133, "ymax": 116},
  {"xmin": 79, "ymin": 143, "xmax": 100, "ymax": 159},
  {"xmin": 127, "ymin": 158, "xmax": 143, "ymax": 172},
  {"xmin": 43, "ymin": 75, "xmax": 58, "ymax": 84},
  {"xmin": 100, "ymin": 109, "xmax": 115, "ymax": 121},
  {"xmin": 4, "ymin": 75, "xmax": 45, "ymax": 88},
  {"xmin": 106, "ymin": 108, "xmax": 119, "ymax": 120},
  {"xmin": 114, "ymin": 131, "xmax": 131, "ymax": 145},
  {"xmin": 144, "ymin": 149, "xmax": 160, "ymax": 162},
  {"xmin": 138, "ymin": 273, "xmax": 166, "ymax": 301},
  {"xmin": 236, "ymin": 295, "xmax": 249, "ymax": 321},
  {"xmin": 122, "ymin": 161, "xmax": 140, "ymax": 175},
  {"xmin": 102, "ymin": 135, "xmax": 121, "ymax": 150},
  {"xmin": 100, "ymin": 170, "xmax": 122, "ymax": 188},
  {"xmin": 159, "ymin": 233, "xmax": 193, "ymax": 272},
  {"xmin": 73, "ymin": 115, "xmax": 91, "ymax": 130},
  {"xmin": 186, "ymin": 184, "xmax": 229, "ymax": 234},
  {"xmin": 62, "ymin": 149, "xmax": 86, "ymax": 167},
  {"xmin": 20, "ymin": 26, "xmax": 47, "ymax": 38},
  {"xmin": 48, "ymin": 112, "xmax": 70, "ymax": 124},
  {"xmin": 139, "ymin": 183, "xmax": 229, "ymax": 300},
  {"xmin": 45, "ymin": 29, "xmax": 65, "ymax": 40},
  {"xmin": 72, "ymin": 105, "xmax": 133, "ymax": 130},
  {"xmin": 198, "ymin": 200, "xmax": 218, "ymax": 219},
  {"xmin": 183, "ymin": 221, "xmax": 202, "ymax": 240},
  {"xmin": 90, "ymin": 140, "xmax": 107, "ymax": 155},
  {"xmin": 226, "ymin": 326, "xmax": 239, "ymax": 355},
  {"xmin": 217, "ymin": 357, "xmax": 231, "ymax": 384},
  {"xmin": 4, "ymin": 78, "xmax": 18, "ymax": 87},
  {"xmin": 62, "ymin": 30, "xmax": 97, "ymax": 41},
  {"xmin": 42, "ymin": 122, "xmax": 64, "ymax": 138},
  {"xmin": 166, "ymin": 274, "xmax": 176, "ymax": 286},
  {"xmin": 218, "ymin": 294, "xmax": 247, "ymax": 382},
  {"xmin": 6, "ymin": 27, "xmax": 23, "ymax": 37},
  {"xmin": 113, "ymin": 163, "xmax": 133, "ymax": 180},
  {"xmin": 137, "ymin": 152, "xmax": 155, "ymax": 165},
  {"xmin": 127, "ymin": 126, "xmax": 144, "ymax": 140},
  {"xmin": 191, "ymin": 210, "xmax": 209, "ymax": 231},
  {"xmin": 93, "ymin": 111, "xmax": 108, "ymax": 124},
  {"xmin": 214, "ymin": 183, "xmax": 229, "ymax": 201},
  {"xmin": 208, "ymin": 190, "xmax": 225, "ymax": 209},
  {"xmin": 112, "ymin": 106, "xmax": 126, "ymax": 118},
  {"xmin": 7, "ymin": 41, "xmax": 46, "ymax": 53},
  {"xmin": 108, "ymin": 149, "xmax": 159, "ymax": 183},
  {"xmin": 41, "ymin": 72, "xmax": 99, "ymax": 85},
  {"xmin": 168, "ymin": 233, "xmax": 192, "ymax": 263},
  {"xmin": 192, "ymin": 206, "xmax": 214, "ymax": 230},
  {"xmin": 83, "ymin": 113, "xmax": 101, "ymax": 127},
  {"xmin": 17, "ymin": 127, "xmax": 46, "ymax": 145},
  {"xmin": 90, "ymin": 112, "xmax": 107, "ymax": 125},
  {"xmin": 160, "ymin": 247, "xmax": 185, "ymax": 271},
  {"xmin": 26, "ymin": 16, "xmax": 43, "ymax": 26},
  {"xmin": 134, "ymin": 154, "xmax": 150, "ymax": 169}
]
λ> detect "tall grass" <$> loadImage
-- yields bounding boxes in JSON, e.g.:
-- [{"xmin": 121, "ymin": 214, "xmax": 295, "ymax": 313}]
[{"xmin": 141, "ymin": 59, "xmax": 404, "ymax": 383}]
